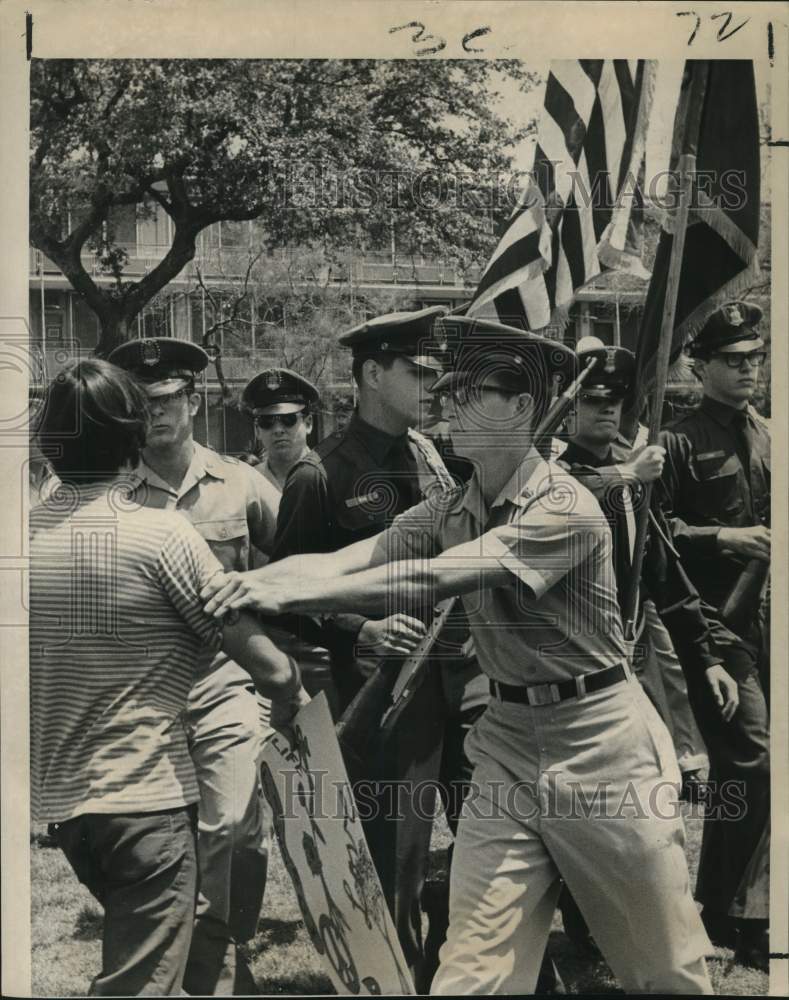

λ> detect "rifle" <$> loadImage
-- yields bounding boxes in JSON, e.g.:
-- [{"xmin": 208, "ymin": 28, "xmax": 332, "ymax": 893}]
[
  {"xmin": 718, "ymin": 558, "xmax": 770, "ymax": 637},
  {"xmin": 335, "ymin": 354, "xmax": 599, "ymax": 769}
]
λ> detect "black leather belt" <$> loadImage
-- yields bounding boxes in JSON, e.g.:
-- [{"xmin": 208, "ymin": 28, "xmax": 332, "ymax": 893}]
[{"xmin": 489, "ymin": 662, "xmax": 629, "ymax": 707}]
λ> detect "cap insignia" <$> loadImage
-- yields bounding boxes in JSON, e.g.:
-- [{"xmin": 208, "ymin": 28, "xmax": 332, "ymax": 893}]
[
  {"xmin": 140, "ymin": 339, "xmax": 161, "ymax": 367},
  {"xmin": 724, "ymin": 304, "xmax": 744, "ymax": 327},
  {"xmin": 380, "ymin": 341, "xmax": 389, "ymax": 350},
  {"xmin": 604, "ymin": 348, "xmax": 617, "ymax": 373},
  {"xmin": 265, "ymin": 371, "xmax": 282, "ymax": 391}
]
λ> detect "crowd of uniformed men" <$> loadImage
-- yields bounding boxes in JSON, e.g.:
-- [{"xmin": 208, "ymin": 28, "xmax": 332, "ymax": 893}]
[{"xmin": 30, "ymin": 298, "xmax": 770, "ymax": 995}]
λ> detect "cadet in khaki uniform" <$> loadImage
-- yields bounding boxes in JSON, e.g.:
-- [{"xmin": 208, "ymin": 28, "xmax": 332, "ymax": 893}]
[
  {"xmin": 658, "ymin": 302, "xmax": 770, "ymax": 970},
  {"xmin": 269, "ymin": 308, "xmax": 488, "ymax": 990},
  {"xmin": 110, "ymin": 338, "xmax": 282, "ymax": 995},
  {"xmin": 202, "ymin": 319, "xmax": 714, "ymax": 995}
]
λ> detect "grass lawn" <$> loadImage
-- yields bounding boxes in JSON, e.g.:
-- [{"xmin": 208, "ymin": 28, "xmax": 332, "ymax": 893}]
[{"xmin": 30, "ymin": 801, "xmax": 768, "ymax": 996}]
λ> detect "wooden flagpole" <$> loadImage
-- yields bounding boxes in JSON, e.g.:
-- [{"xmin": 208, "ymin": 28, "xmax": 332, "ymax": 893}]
[{"xmin": 622, "ymin": 61, "xmax": 710, "ymax": 641}]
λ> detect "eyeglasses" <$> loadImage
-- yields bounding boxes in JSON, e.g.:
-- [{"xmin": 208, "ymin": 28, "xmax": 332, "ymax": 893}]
[
  {"xmin": 710, "ymin": 350, "xmax": 766, "ymax": 370},
  {"xmin": 146, "ymin": 387, "xmax": 193, "ymax": 409},
  {"xmin": 255, "ymin": 412, "xmax": 302, "ymax": 429},
  {"xmin": 437, "ymin": 386, "xmax": 511, "ymax": 408}
]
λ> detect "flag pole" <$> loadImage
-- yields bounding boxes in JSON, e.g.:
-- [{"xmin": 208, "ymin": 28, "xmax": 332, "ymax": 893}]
[{"xmin": 623, "ymin": 61, "xmax": 710, "ymax": 641}]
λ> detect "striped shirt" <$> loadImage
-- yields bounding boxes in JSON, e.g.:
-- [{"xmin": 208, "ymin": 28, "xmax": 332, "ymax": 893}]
[{"xmin": 30, "ymin": 480, "xmax": 223, "ymax": 823}]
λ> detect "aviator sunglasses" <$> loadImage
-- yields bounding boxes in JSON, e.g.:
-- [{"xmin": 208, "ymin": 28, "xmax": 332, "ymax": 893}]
[{"xmin": 255, "ymin": 412, "xmax": 303, "ymax": 429}]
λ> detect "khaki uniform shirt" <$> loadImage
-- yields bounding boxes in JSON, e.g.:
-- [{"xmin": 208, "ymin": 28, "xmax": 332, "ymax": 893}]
[
  {"xmin": 377, "ymin": 449, "xmax": 627, "ymax": 685},
  {"xmin": 256, "ymin": 446, "xmax": 311, "ymax": 493},
  {"xmin": 130, "ymin": 441, "xmax": 281, "ymax": 678}
]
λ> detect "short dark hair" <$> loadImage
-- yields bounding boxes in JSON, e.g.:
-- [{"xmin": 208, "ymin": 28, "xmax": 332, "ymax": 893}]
[
  {"xmin": 351, "ymin": 351, "xmax": 398, "ymax": 386},
  {"xmin": 36, "ymin": 359, "xmax": 149, "ymax": 485}
]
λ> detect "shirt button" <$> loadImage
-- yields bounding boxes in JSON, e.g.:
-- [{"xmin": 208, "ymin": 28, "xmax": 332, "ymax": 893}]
[{"xmin": 218, "ymin": 526, "xmax": 227, "ymax": 538}]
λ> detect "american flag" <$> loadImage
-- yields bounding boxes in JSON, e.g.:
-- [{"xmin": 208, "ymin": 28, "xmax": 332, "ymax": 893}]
[{"xmin": 468, "ymin": 60, "xmax": 654, "ymax": 332}]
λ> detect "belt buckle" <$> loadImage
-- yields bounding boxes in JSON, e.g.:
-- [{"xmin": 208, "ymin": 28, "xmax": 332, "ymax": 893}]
[{"xmin": 527, "ymin": 683, "xmax": 560, "ymax": 706}]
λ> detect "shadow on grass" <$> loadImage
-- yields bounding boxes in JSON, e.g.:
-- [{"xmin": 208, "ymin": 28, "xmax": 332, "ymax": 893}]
[
  {"xmin": 31, "ymin": 829, "xmax": 59, "ymax": 849},
  {"xmin": 255, "ymin": 970, "xmax": 334, "ymax": 995},
  {"xmin": 548, "ymin": 931, "xmax": 622, "ymax": 995},
  {"xmin": 73, "ymin": 904, "xmax": 104, "ymax": 941},
  {"xmin": 244, "ymin": 917, "xmax": 304, "ymax": 956}
]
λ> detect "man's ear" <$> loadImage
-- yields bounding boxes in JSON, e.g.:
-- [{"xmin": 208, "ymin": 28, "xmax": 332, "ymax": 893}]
[
  {"xmin": 189, "ymin": 392, "xmax": 202, "ymax": 417},
  {"xmin": 304, "ymin": 413, "xmax": 314, "ymax": 433},
  {"xmin": 514, "ymin": 392, "xmax": 535, "ymax": 420},
  {"xmin": 361, "ymin": 358, "xmax": 380, "ymax": 390}
]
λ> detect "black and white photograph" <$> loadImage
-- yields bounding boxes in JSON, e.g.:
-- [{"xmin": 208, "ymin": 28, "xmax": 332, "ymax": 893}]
[{"xmin": 1, "ymin": 1, "xmax": 786, "ymax": 996}]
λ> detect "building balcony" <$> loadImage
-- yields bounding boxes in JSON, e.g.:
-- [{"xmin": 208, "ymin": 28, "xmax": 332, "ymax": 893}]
[{"xmin": 29, "ymin": 246, "xmax": 482, "ymax": 291}]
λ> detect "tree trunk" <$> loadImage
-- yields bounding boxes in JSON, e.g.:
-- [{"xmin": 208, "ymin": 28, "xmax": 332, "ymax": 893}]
[{"xmin": 94, "ymin": 311, "xmax": 137, "ymax": 359}]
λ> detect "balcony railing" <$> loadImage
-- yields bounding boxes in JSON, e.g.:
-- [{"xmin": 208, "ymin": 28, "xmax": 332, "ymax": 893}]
[{"xmin": 30, "ymin": 246, "xmax": 482, "ymax": 289}]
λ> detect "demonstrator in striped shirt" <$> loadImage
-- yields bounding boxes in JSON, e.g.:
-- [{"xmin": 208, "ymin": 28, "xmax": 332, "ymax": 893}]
[{"xmin": 30, "ymin": 359, "xmax": 308, "ymax": 998}]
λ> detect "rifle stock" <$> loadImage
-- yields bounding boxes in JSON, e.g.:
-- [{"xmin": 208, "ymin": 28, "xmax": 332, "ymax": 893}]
[{"xmin": 719, "ymin": 558, "xmax": 769, "ymax": 636}]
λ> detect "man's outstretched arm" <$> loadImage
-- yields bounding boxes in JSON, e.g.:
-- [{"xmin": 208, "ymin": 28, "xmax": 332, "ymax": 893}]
[
  {"xmin": 202, "ymin": 541, "xmax": 513, "ymax": 620},
  {"xmin": 202, "ymin": 509, "xmax": 599, "ymax": 621}
]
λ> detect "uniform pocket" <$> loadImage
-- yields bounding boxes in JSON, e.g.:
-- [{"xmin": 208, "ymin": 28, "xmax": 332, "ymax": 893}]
[
  {"xmin": 192, "ymin": 516, "xmax": 249, "ymax": 572},
  {"xmin": 689, "ymin": 454, "xmax": 744, "ymax": 522}
]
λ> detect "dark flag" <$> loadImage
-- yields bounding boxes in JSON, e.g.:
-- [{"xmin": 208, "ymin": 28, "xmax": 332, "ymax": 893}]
[{"xmin": 632, "ymin": 60, "xmax": 761, "ymax": 414}]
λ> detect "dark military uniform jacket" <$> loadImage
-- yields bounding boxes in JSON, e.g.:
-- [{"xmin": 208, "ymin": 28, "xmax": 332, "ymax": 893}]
[
  {"xmin": 659, "ymin": 396, "xmax": 770, "ymax": 609},
  {"xmin": 559, "ymin": 440, "xmax": 723, "ymax": 680},
  {"xmin": 271, "ymin": 413, "xmax": 487, "ymax": 712}
]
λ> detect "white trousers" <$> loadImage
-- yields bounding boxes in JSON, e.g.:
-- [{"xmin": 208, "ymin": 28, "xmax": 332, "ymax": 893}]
[{"xmin": 431, "ymin": 677, "xmax": 713, "ymax": 995}]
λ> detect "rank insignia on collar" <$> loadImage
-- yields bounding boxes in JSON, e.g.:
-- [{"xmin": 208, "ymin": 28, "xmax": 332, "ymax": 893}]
[
  {"xmin": 604, "ymin": 348, "xmax": 617, "ymax": 373},
  {"xmin": 140, "ymin": 339, "xmax": 161, "ymax": 366},
  {"xmin": 724, "ymin": 303, "xmax": 744, "ymax": 326},
  {"xmin": 265, "ymin": 371, "xmax": 281, "ymax": 391}
]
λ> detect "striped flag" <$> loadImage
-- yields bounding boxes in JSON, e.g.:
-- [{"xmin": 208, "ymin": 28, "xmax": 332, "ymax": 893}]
[{"xmin": 469, "ymin": 60, "xmax": 654, "ymax": 331}]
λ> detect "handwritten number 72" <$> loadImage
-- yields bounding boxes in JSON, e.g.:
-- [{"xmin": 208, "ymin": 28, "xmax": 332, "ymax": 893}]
[{"xmin": 678, "ymin": 11, "xmax": 750, "ymax": 46}]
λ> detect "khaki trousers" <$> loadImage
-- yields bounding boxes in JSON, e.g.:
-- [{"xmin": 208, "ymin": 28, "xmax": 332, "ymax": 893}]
[
  {"xmin": 431, "ymin": 678, "xmax": 713, "ymax": 995},
  {"xmin": 183, "ymin": 663, "xmax": 272, "ymax": 995}
]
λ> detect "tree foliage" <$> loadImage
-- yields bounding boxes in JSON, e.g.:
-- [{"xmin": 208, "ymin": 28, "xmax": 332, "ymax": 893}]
[
  {"xmin": 30, "ymin": 59, "xmax": 538, "ymax": 355},
  {"xmin": 147, "ymin": 242, "xmax": 412, "ymax": 405}
]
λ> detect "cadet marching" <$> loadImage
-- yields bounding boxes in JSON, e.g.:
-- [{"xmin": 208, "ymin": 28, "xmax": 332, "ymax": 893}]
[{"xmin": 30, "ymin": 301, "xmax": 770, "ymax": 995}]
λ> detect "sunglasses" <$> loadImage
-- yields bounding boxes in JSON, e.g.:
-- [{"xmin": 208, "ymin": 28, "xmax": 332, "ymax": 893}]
[
  {"xmin": 255, "ymin": 412, "xmax": 303, "ymax": 429},
  {"xmin": 146, "ymin": 387, "xmax": 193, "ymax": 409},
  {"xmin": 710, "ymin": 350, "xmax": 766, "ymax": 370}
]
